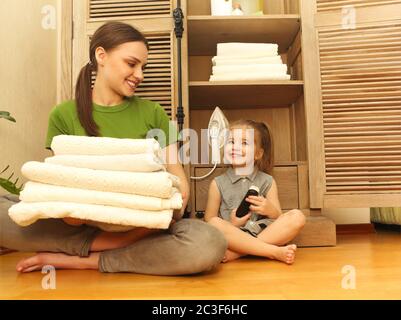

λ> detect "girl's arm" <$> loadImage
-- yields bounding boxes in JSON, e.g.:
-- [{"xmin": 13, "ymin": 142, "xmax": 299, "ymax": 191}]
[
  {"xmin": 264, "ymin": 179, "xmax": 283, "ymax": 218},
  {"xmin": 205, "ymin": 180, "xmax": 251, "ymax": 227},
  {"xmin": 204, "ymin": 179, "xmax": 221, "ymax": 222},
  {"xmin": 247, "ymin": 178, "xmax": 282, "ymax": 219},
  {"xmin": 164, "ymin": 142, "xmax": 190, "ymax": 220}
]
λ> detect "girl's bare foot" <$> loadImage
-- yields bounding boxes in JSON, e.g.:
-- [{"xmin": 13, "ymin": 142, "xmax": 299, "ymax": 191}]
[
  {"xmin": 16, "ymin": 252, "xmax": 99, "ymax": 273},
  {"xmin": 271, "ymin": 244, "xmax": 297, "ymax": 265},
  {"xmin": 222, "ymin": 249, "xmax": 244, "ymax": 263}
]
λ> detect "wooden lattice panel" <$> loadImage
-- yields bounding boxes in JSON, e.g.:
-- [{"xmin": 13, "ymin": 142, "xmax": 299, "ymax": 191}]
[
  {"xmin": 89, "ymin": 0, "xmax": 171, "ymax": 19},
  {"xmin": 319, "ymin": 23, "xmax": 401, "ymax": 193},
  {"xmin": 317, "ymin": 0, "xmax": 401, "ymax": 12}
]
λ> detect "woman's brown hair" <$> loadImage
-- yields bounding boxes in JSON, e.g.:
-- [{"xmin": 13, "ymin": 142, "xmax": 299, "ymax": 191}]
[
  {"xmin": 75, "ymin": 21, "xmax": 149, "ymax": 136},
  {"xmin": 230, "ymin": 119, "xmax": 274, "ymax": 174}
]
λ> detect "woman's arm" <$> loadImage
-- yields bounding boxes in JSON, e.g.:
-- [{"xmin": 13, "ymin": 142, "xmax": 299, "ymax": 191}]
[
  {"xmin": 164, "ymin": 142, "xmax": 190, "ymax": 220},
  {"xmin": 204, "ymin": 179, "xmax": 221, "ymax": 222}
]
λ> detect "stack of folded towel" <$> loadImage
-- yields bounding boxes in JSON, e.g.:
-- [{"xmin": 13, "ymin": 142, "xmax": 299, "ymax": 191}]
[
  {"xmin": 209, "ymin": 42, "xmax": 291, "ymax": 81},
  {"xmin": 8, "ymin": 135, "xmax": 182, "ymax": 232}
]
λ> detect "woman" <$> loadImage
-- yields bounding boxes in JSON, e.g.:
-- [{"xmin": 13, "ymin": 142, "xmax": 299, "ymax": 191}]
[{"xmin": 0, "ymin": 22, "xmax": 227, "ymax": 275}]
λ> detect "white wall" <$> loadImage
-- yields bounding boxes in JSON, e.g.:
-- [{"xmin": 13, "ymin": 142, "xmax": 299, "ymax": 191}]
[
  {"xmin": 322, "ymin": 208, "xmax": 370, "ymax": 225},
  {"xmin": 0, "ymin": 0, "xmax": 57, "ymax": 196}
]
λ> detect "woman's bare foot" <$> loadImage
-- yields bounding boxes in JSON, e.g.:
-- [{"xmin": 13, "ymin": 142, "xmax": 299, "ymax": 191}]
[
  {"xmin": 271, "ymin": 244, "xmax": 297, "ymax": 265},
  {"xmin": 222, "ymin": 249, "xmax": 244, "ymax": 263},
  {"xmin": 16, "ymin": 252, "xmax": 99, "ymax": 273}
]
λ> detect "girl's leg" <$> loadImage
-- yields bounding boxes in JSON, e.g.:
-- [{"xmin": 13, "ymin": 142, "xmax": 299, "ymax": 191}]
[
  {"xmin": 17, "ymin": 219, "xmax": 229, "ymax": 275},
  {"xmin": 222, "ymin": 209, "xmax": 305, "ymax": 262},
  {"xmin": 208, "ymin": 217, "xmax": 296, "ymax": 264},
  {"xmin": 257, "ymin": 209, "xmax": 306, "ymax": 246}
]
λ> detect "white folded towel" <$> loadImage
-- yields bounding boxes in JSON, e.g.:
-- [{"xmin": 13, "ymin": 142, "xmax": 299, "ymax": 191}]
[
  {"xmin": 209, "ymin": 73, "xmax": 291, "ymax": 81},
  {"xmin": 8, "ymin": 201, "xmax": 173, "ymax": 230},
  {"xmin": 217, "ymin": 43, "xmax": 279, "ymax": 57},
  {"xmin": 212, "ymin": 55, "xmax": 283, "ymax": 66},
  {"xmin": 21, "ymin": 161, "xmax": 180, "ymax": 198},
  {"xmin": 212, "ymin": 64, "xmax": 288, "ymax": 75},
  {"xmin": 20, "ymin": 181, "xmax": 182, "ymax": 211},
  {"xmin": 51, "ymin": 135, "xmax": 161, "ymax": 156},
  {"xmin": 45, "ymin": 153, "xmax": 166, "ymax": 172}
]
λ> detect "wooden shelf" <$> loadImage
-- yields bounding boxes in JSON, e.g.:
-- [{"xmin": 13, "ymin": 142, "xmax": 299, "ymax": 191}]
[
  {"xmin": 189, "ymin": 80, "xmax": 304, "ymax": 108},
  {"xmin": 188, "ymin": 15, "xmax": 301, "ymax": 56}
]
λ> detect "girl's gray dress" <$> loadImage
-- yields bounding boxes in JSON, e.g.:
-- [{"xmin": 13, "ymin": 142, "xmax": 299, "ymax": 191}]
[{"xmin": 215, "ymin": 167, "xmax": 275, "ymax": 237}]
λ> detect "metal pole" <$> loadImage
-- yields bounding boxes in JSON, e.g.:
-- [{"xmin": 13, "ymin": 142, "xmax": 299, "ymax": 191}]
[
  {"xmin": 173, "ymin": 0, "xmax": 185, "ymax": 151},
  {"xmin": 174, "ymin": 0, "xmax": 190, "ymax": 218}
]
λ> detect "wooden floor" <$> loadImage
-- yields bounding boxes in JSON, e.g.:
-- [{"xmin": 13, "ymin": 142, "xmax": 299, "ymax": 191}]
[{"xmin": 1, "ymin": 229, "xmax": 401, "ymax": 300}]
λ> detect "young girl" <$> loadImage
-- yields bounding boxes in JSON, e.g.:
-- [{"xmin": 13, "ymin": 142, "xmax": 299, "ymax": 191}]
[
  {"xmin": 205, "ymin": 120, "xmax": 306, "ymax": 264},
  {"xmin": 0, "ymin": 22, "xmax": 227, "ymax": 275}
]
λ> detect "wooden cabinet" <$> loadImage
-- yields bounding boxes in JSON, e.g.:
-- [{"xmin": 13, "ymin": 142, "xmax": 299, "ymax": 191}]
[
  {"xmin": 186, "ymin": 0, "xmax": 309, "ymax": 217},
  {"xmin": 192, "ymin": 162, "xmax": 309, "ymax": 213},
  {"xmin": 301, "ymin": 0, "xmax": 401, "ymax": 209}
]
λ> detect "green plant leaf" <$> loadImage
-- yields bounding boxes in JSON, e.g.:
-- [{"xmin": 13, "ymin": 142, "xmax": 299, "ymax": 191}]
[
  {"xmin": 0, "ymin": 177, "xmax": 22, "ymax": 195},
  {"xmin": 0, "ymin": 166, "xmax": 23, "ymax": 195},
  {"xmin": 0, "ymin": 111, "xmax": 16, "ymax": 122}
]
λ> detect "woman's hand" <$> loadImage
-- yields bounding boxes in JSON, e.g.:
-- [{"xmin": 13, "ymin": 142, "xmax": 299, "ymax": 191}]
[
  {"xmin": 173, "ymin": 190, "xmax": 187, "ymax": 220},
  {"xmin": 246, "ymin": 195, "xmax": 280, "ymax": 218},
  {"xmin": 164, "ymin": 143, "xmax": 190, "ymax": 221},
  {"xmin": 230, "ymin": 208, "xmax": 251, "ymax": 228}
]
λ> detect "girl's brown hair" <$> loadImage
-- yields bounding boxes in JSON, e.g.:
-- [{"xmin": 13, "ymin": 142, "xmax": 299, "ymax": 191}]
[
  {"xmin": 230, "ymin": 119, "xmax": 274, "ymax": 174},
  {"xmin": 75, "ymin": 21, "xmax": 149, "ymax": 136}
]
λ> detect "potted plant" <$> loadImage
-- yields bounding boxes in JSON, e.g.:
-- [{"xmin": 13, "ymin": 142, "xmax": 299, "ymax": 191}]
[{"xmin": 0, "ymin": 111, "xmax": 23, "ymax": 195}]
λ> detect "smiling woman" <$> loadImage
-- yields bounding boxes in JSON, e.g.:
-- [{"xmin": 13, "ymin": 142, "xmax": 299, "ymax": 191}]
[
  {"xmin": 0, "ymin": 21, "xmax": 228, "ymax": 275},
  {"xmin": 75, "ymin": 22, "xmax": 150, "ymax": 137}
]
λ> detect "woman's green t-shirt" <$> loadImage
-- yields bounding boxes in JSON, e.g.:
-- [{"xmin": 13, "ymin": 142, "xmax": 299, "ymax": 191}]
[{"xmin": 45, "ymin": 96, "xmax": 180, "ymax": 150}]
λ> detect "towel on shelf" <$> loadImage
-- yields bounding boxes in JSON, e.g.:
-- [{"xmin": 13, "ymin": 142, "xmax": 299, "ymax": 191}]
[
  {"xmin": 217, "ymin": 43, "xmax": 279, "ymax": 57},
  {"xmin": 45, "ymin": 153, "xmax": 166, "ymax": 172},
  {"xmin": 212, "ymin": 64, "xmax": 288, "ymax": 75},
  {"xmin": 212, "ymin": 55, "xmax": 283, "ymax": 66},
  {"xmin": 20, "ymin": 181, "xmax": 182, "ymax": 211},
  {"xmin": 209, "ymin": 73, "xmax": 291, "ymax": 81},
  {"xmin": 21, "ymin": 161, "xmax": 180, "ymax": 199},
  {"xmin": 51, "ymin": 135, "xmax": 161, "ymax": 157},
  {"xmin": 8, "ymin": 201, "xmax": 173, "ymax": 231}
]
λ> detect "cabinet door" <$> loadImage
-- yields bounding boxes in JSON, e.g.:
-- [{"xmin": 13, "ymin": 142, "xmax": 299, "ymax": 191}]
[
  {"xmin": 301, "ymin": 0, "xmax": 401, "ymax": 208},
  {"xmin": 71, "ymin": 0, "xmax": 189, "ymax": 125}
]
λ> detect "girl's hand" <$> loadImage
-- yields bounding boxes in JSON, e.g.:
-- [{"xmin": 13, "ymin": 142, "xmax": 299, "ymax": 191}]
[
  {"xmin": 230, "ymin": 208, "xmax": 251, "ymax": 228},
  {"xmin": 246, "ymin": 195, "xmax": 278, "ymax": 218}
]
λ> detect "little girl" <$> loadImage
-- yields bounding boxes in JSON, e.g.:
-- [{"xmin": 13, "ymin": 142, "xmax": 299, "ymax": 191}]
[{"xmin": 205, "ymin": 119, "xmax": 306, "ymax": 264}]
